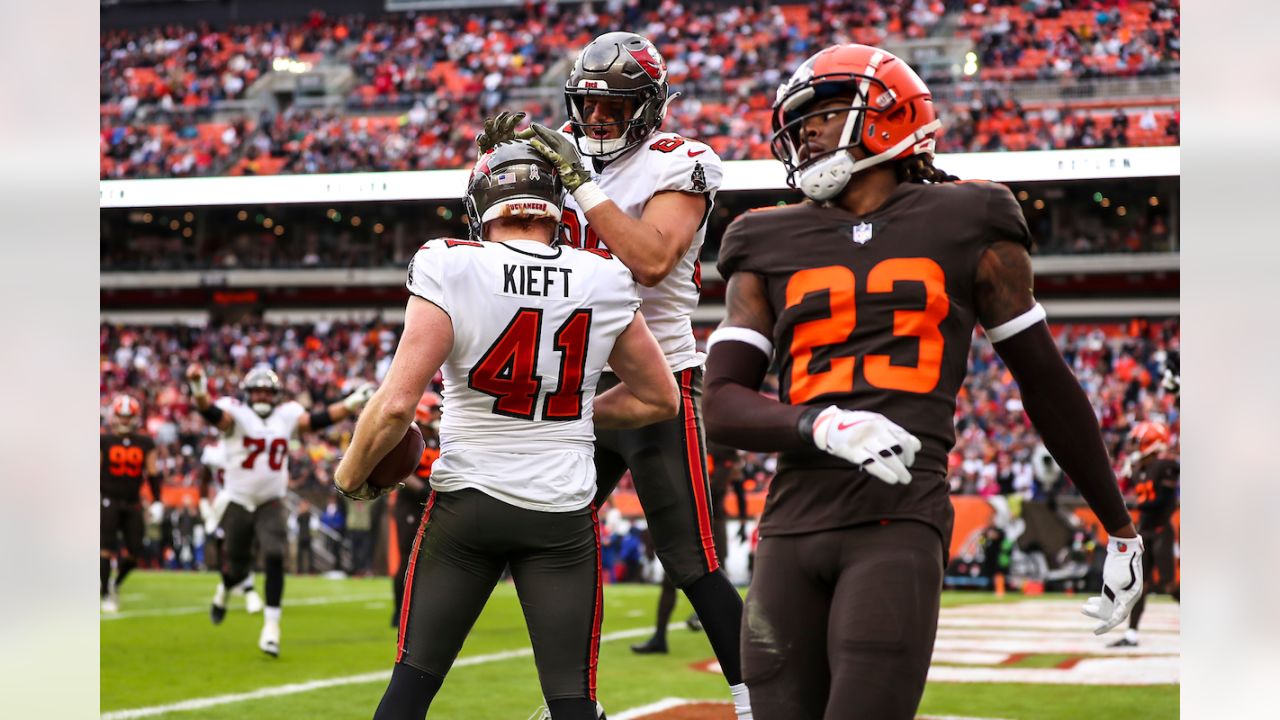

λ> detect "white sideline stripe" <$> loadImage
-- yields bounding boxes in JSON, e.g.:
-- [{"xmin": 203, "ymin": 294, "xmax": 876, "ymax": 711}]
[
  {"xmin": 609, "ymin": 699, "xmax": 1010, "ymax": 720},
  {"xmin": 102, "ymin": 624, "xmax": 678, "ymax": 719},
  {"xmin": 101, "ymin": 594, "xmax": 388, "ymax": 620},
  {"xmin": 613, "ymin": 698, "xmax": 710, "ymax": 720}
]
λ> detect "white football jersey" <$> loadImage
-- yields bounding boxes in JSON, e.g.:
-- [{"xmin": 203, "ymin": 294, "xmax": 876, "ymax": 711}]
[
  {"xmin": 560, "ymin": 128, "xmax": 723, "ymax": 373},
  {"xmin": 406, "ymin": 237, "xmax": 641, "ymax": 512},
  {"xmin": 215, "ymin": 398, "xmax": 305, "ymax": 510}
]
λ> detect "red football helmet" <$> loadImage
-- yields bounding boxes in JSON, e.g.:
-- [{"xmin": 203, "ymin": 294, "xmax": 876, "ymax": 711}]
[
  {"xmin": 110, "ymin": 394, "xmax": 142, "ymax": 433},
  {"xmin": 771, "ymin": 43, "xmax": 941, "ymax": 201},
  {"xmin": 415, "ymin": 391, "xmax": 443, "ymax": 426},
  {"xmin": 1128, "ymin": 421, "xmax": 1170, "ymax": 459}
]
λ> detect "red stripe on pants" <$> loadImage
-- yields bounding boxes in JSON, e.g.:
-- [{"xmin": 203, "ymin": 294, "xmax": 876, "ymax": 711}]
[
  {"xmin": 679, "ymin": 369, "xmax": 719, "ymax": 573},
  {"xmin": 588, "ymin": 504, "xmax": 603, "ymax": 700},
  {"xmin": 396, "ymin": 491, "xmax": 435, "ymax": 663}
]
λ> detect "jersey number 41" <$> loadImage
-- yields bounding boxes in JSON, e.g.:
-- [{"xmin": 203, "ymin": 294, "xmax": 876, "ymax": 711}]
[{"xmin": 468, "ymin": 308, "xmax": 592, "ymax": 421}]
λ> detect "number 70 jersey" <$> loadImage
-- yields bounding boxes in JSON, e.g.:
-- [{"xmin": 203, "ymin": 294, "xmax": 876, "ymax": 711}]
[
  {"xmin": 407, "ymin": 238, "xmax": 640, "ymax": 457},
  {"xmin": 214, "ymin": 397, "xmax": 306, "ymax": 509}
]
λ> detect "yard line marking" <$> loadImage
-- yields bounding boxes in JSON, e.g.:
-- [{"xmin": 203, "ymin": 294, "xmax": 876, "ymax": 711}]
[
  {"xmin": 609, "ymin": 699, "xmax": 1011, "ymax": 720},
  {"xmin": 101, "ymin": 594, "xmax": 388, "ymax": 621},
  {"xmin": 612, "ymin": 698, "xmax": 717, "ymax": 719},
  {"xmin": 102, "ymin": 624, "xmax": 680, "ymax": 718}
]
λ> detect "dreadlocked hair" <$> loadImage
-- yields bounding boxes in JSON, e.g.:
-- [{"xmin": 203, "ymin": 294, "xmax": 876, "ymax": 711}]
[{"xmin": 896, "ymin": 154, "xmax": 959, "ymax": 184}]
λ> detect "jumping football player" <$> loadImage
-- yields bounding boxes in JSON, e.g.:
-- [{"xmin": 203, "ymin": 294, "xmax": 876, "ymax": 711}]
[
  {"xmin": 1110, "ymin": 420, "xmax": 1180, "ymax": 648},
  {"xmin": 100, "ymin": 394, "xmax": 162, "ymax": 613},
  {"xmin": 481, "ymin": 32, "xmax": 751, "ymax": 718},
  {"xmin": 186, "ymin": 363, "xmax": 374, "ymax": 656},
  {"xmin": 335, "ymin": 139, "xmax": 677, "ymax": 720},
  {"xmin": 703, "ymin": 43, "xmax": 1144, "ymax": 719}
]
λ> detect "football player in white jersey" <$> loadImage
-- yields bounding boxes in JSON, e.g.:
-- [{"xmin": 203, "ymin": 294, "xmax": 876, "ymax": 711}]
[
  {"xmin": 334, "ymin": 140, "xmax": 678, "ymax": 720},
  {"xmin": 197, "ymin": 438, "xmax": 262, "ymax": 615},
  {"xmin": 484, "ymin": 32, "xmax": 752, "ymax": 718},
  {"xmin": 185, "ymin": 364, "xmax": 375, "ymax": 656}
]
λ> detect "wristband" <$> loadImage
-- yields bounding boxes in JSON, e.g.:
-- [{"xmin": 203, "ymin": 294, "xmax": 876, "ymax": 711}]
[
  {"xmin": 796, "ymin": 406, "xmax": 826, "ymax": 446},
  {"xmin": 573, "ymin": 181, "xmax": 609, "ymax": 213}
]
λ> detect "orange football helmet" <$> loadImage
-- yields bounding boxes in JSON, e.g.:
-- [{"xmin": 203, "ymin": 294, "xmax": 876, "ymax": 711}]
[
  {"xmin": 771, "ymin": 43, "xmax": 941, "ymax": 201},
  {"xmin": 1128, "ymin": 421, "xmax": 1170, "ymax": 459},
  {"xmin": 110, "ymin": 394, "xmax": 142, "ymax": 433},
  {"xmin": 415, "ymin": 391, "xmax": 443, "ymax": 426}
]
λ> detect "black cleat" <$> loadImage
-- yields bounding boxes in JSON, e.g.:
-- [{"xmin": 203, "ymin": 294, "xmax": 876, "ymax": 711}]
[
  {"xmin": 210, "ymin": 603, "xmax": 227, "ymax": 625},
  {"xmin": 1108, "ymin": 636, "xmax": 1138, "ymax": 648},
  {"xmin": 630, "ymin": 636, "xmax": 668, "ymax": 655},
  {"xmin": 685, "ymin": 612, "xmax": 702, "ymax": 632}
]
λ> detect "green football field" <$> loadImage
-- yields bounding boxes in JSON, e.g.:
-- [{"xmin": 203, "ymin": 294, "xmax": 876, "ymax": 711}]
[{"xmin": 101, "ymin": 572, "xmax": 1178, "ymax": 719}]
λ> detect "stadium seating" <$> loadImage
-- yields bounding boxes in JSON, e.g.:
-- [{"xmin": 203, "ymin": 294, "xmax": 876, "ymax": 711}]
[{"xmin": 99, "ymin": 1, "xmax": 1180, "ymax": 178}]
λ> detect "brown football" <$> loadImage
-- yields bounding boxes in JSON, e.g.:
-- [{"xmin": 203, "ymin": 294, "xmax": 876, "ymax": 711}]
[{"xmin": 366, "ymin": 423, "xmax": 425, "ymax": 489}]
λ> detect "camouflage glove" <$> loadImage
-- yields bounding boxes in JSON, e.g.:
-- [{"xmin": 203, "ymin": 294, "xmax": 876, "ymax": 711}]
[
  {"xmin": 518, "ymin": 123, "xmax": 593, "ymax": 193},
  {"xmin": 334, "ymin": 478, "xmax": 400, "ymax": 502},
  {"xmin": 475, "ymin": 111, "xmax": 526, "ymax": 153}
]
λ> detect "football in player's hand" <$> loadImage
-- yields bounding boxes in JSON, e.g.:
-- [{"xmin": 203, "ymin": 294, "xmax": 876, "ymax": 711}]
[{"xmin": 366, "ymin": 423, "xmax": 425, "ymax": 489}]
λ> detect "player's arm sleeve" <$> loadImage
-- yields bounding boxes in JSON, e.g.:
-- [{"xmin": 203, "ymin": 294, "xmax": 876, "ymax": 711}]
[
  {"xmin": 405, "ymin": 243, "xmax": 451, "ymax": 317},
  {"xmin": 703, "ymin": 249, "xmax": 813, "ymax": 452},
  {"xmin": 992, "ymin": 323, "xmax": 1133, "ymax": 533},
  {"xmin": 654, "ymin": 141, "xmax": 722, "ymax": 227},
  {"xmin": 213, "ymin": 397, "xmax": 240, "ymax": 434},
  {"xmin": 985, "ymin": 182, "xmax": 1033, "ymax": 250}
]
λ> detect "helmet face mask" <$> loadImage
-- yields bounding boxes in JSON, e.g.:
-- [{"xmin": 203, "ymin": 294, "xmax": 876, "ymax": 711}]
[
  {"xmin": 110, "ymin": 395, "xmax": 141, "ymax": 434},
  {"xmin": 771, "ymin": 44, "xmax": 942, "ymax": 202},
  {"xmin": 465, "ymin": 141, "xmax": 566, "ymax": 241},
  {"xmin": 565, "ymin": 32, "xmax": 671, "ymax": 161},
  {"xmin": 241, "ymin": 367, "xmax": 282, "ymax": 418}
]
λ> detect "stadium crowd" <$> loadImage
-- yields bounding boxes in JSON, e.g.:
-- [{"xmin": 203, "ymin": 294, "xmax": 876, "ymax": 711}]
[
  {"xmin": 100, "ymin": 0, "xmax": 1180, "ymax": 178},
  {"xmin": 102, "ymin": 316, "xmax": 1178, "ymax": 513}
]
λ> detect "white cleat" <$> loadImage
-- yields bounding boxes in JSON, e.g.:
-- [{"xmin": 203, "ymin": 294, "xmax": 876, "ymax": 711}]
[
  {"xmin": 101, "ymin": 595, "xmax": 119, "ymax": 614},
  {"xmin": 258, "ymin": 621, "xmax": 280, "ymax": 658},
  {"xmin": 245, "ymin": 589, "xmax": 264, "ymax": 614}
]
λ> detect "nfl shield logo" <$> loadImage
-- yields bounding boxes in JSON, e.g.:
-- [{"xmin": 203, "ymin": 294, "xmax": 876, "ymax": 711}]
[{"xmin": 852, "ymin": 222, "xmax": 873, "ymax": 245}]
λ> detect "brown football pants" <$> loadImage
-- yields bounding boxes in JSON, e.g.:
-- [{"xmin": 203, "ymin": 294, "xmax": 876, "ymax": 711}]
[{"xmin": 742, "ymin": 519, "xmax": 944, "ymax": 720}]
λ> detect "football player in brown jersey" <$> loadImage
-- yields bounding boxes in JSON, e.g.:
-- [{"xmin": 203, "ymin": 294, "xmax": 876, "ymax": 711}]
[
  {"xmin": 702, "ymin": 43, "xmax": 1144, "ymax": 720},
  {"xmin": 1110, "ymin": 420, "xmax": 1180, "ymax": 648},
  {"xmin": 100, "ymin": 394, "xmax": 161, "ymax": 613}
]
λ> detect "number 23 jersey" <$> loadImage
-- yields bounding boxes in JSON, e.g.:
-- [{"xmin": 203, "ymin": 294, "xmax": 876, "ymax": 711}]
[
  {"xmin": 215, "ymin": 397, "xmax": 305, "ymax": 509},
  {"xmin": 717, "ymin": 180, "xmax": 1031, "ymax": 537}
]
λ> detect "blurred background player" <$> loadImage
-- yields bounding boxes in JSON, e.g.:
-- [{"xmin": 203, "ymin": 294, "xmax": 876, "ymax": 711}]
[
  {"xmin": 390, "ymin": 391, "xmax": 442, "ymax": 628},
  {"xmin": 335, "ymin": 139, "xmax": 677, "ymax": 720},
  {"xmin": 704, "ymin": 43, "xmax": 1144, "ymax": 719},
  {"xmin": 485, "ymin": 31, "xmax": 751, "ymax": 718},
  {"xmin": 186, "ymin": 363, "xmax": 374, "ymax": 656},
  {"xmin": 198, "ymin": 436, "xmax": 262, "ymax": 612},
  {"xmin": 100, "ymin": 394, "xmax": 162, "ymax": 613},
  {"xmin": 1111, "ymin": 420, "xmax": 1180, "ymax": 648},
  {"xmin": 632, "ymin": 441, "xmax": 748, "ymax": 654}
]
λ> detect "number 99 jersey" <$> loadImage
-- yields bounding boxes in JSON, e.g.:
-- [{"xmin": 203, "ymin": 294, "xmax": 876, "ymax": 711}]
[
  {"xmin": 717, "ymin": 180, "xmax": 1031, "ymax": 537},
  {"xmin": 406, "ymin": 238, "xmax": 641, "ymax": 512},
  {"xmin": 215, "ymin": 397, "xmax": 306, "ymax": 510}
]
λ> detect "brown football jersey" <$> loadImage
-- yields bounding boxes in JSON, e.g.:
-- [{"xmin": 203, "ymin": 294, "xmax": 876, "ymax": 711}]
[
  {"xmin": 717, "ymin": 180, "xmax": 1031, "ymax": 539},
  {"xmin": 1133, "ymin": 457, "xmax": 1179, "ymax": 529},
  {"xmin": 100, "ymin": 432, "xmax": 155, "ymax": 501}
]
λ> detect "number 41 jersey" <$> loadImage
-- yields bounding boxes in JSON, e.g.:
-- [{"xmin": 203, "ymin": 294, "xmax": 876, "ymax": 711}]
[
  {"xmin": 717, "ymin": 180, "xmax": 1031, "ymax": 539},
  {"xmin": 407, "ymin": 238, "xmax": 641, "ymax": 512},
  {"xmin": 215, "ymin": 397, "xmax": 306, "ymax": 510}
]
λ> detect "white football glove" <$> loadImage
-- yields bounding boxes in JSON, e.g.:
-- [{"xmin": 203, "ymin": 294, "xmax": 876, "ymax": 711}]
[
  {"xmin": 342, "ymin": 381, "xmax": 377, "ymax": 412},
  {"xmin": 147, "ymin": 501, "xmax": 165, "ymax": 525},
  {"xmin": 810, "ymin": 406, "xmax": 922, "ymax": 485},
  {"xmin": 1082, "ymin": 534, "xmax": 1144, "ymax": 635}
]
